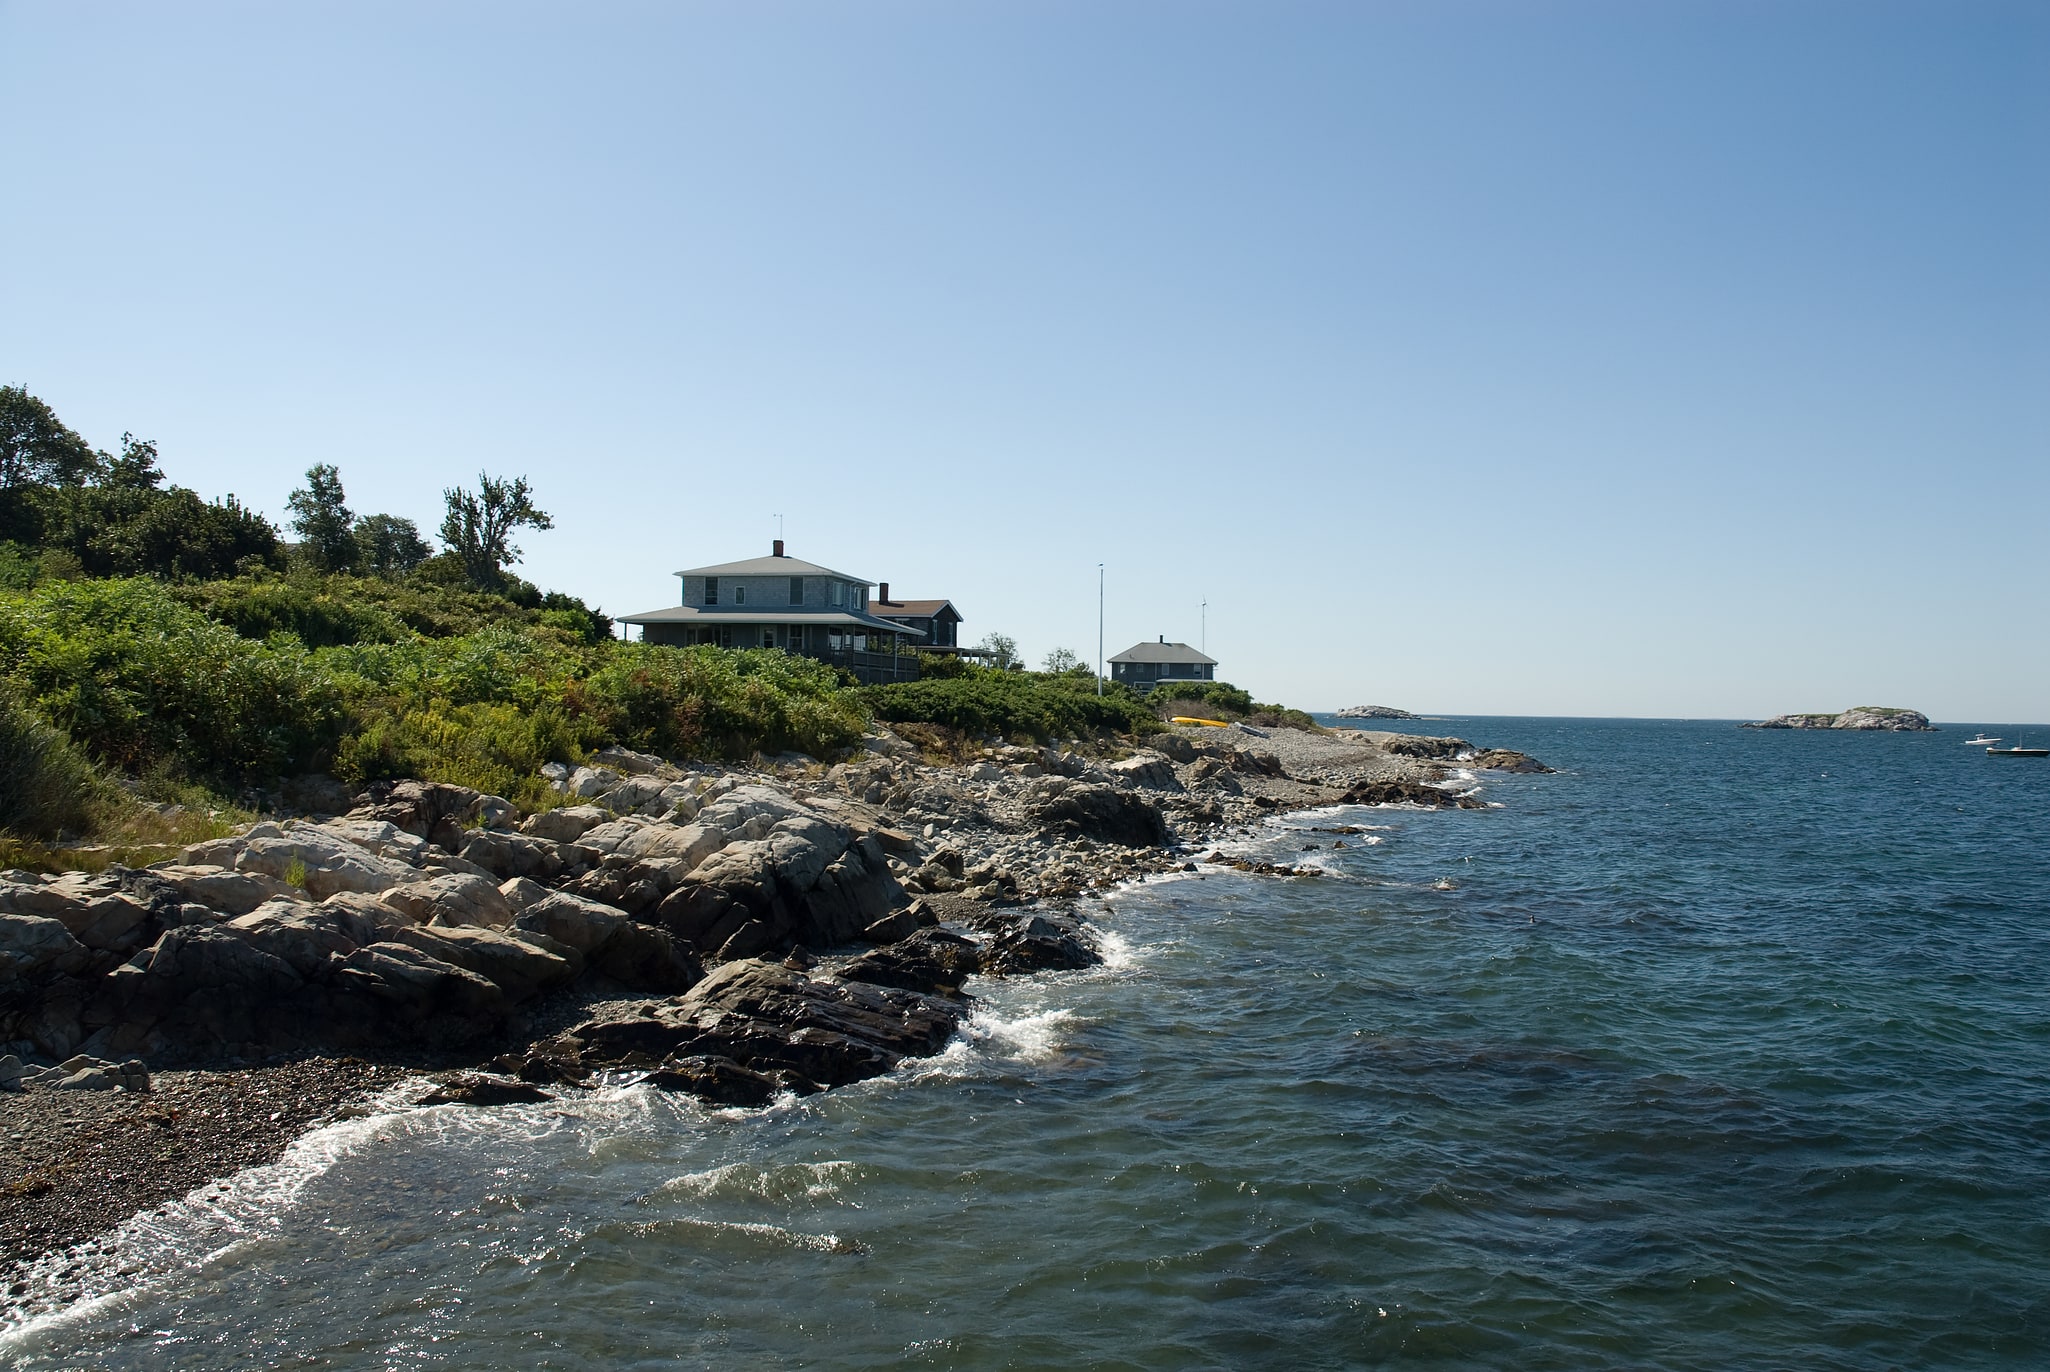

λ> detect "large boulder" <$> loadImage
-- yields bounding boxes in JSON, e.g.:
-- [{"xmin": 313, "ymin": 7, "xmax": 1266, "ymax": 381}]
[
  {"xmin": 381, "ymin": 924, "xmax": 579, "ymax": 1002},
  {"xmin": 331, "ymin": 942, "xmax": 507, "ymax": 1042},
  {"xmin": 835, "ymin": 928, "xmax": 980, "ymax": 995},
  {"xmin": 654, "ymin": 824, "xmax": 905, "ymax": 959},
  {"xmin": 86, "ymin": 925, "xmax": 307, "ymax": 1055},
  {"xmin": 345, "ymin": 779, "xmax": 485, "ymax": 851},
  {"xmin": 1107, "ymin": 752, "xmax": 1182, "ymax": 791},
  {"xmin": 519, "ymin": 805, "xmax": 608, "ymax": 843},
  {"xmin": 566, "ymin": 957, "xmax": 961, "ymax": 1091},
  {"xmin": 0, "ymin": 912, "xmax": 92, "ymax": 985},
  {"xmin": 187, "ymin": 825, "xmax": 420, "ymax": 900},
  {"xmin": 1026, "ymin": 783, "xmax": 1170, "ymax": 848},
  {"xmin": 146, "ymin": 865, "xmax": 305, "ymax": 918},
  {"xmin": 223, "ymin": 900, "xmax": 364, "ymax": 979},
  {"xmin": 513, "ymin": 892, "xmax": 699, "ymax": 992},
  {"xmin": 458, "ymin": 830, "xmax": 579, "ymax": 882},
  {"xmin": 981, "ymin": 914, "xmax": 1101, "ymax": 976},
  {"xmin": 380, "ymin": 872, "xmax": 515, "ymax": 929},
  {"xmin": 0, "ymin": 869, "xmax": 179, "ymax": 956}
]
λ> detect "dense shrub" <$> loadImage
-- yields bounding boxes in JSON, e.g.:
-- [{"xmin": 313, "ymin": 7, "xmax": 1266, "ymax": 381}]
[
  {"xmin": 1150, "ymin": 681, "xmax": 1256, "ymax": 718},
  {"xmin": 0, "ymin": 684, "xmax": 107, "ymax": 839},
  {"xmin": 174, "ymin": 570, "xmax": 610, "ymax": 646},
  {"xmin": 582, "ymin": 643, "xmax": 865, "ymax": 761},
  {"xmin": 0, "ymin": 578, "xmax": 344, "ymax": 782},
  {"xmin": 860, "ymin": 666, "xmax": 1158, "ymax": 743}
]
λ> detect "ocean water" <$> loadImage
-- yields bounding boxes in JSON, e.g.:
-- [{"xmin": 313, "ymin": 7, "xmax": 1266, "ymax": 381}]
[{"xmin": 5, "ymin": 718, "xmax": 2048, "ymax": 1369}]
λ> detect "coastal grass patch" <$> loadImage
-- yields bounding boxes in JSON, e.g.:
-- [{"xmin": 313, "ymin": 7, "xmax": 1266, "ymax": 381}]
[
  {"xmin": 0, "ymin": 684, "xmax": 111, "ymax": 840},
  {"xmin": 1151, "ymin": 681, "xmax": 1322, "ymax": 732},
  {"xmin": 858, "ymin": 666, "xmax": 1160, "ymax": 744}
]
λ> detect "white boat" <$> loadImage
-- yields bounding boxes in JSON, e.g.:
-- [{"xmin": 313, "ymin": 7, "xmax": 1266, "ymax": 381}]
[{"xmin": 1966, "ymin": 734, "xmax": 2002, "ymax": 746}]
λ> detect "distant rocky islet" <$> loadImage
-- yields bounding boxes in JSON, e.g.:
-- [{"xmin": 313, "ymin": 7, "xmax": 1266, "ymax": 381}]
[{"xmin": 1743, "ymin": 707, "xmax": 1935, "ymax": 732}]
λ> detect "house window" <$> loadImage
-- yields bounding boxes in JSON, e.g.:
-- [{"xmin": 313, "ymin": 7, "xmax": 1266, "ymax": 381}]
[
  {"xmin": 704, "ymin": 577, "xmax": 718, "ymax": 606},
  {"xmin": 790, "ymin": 576, "xmax": 804, "ymax": 605},
  {"xmin": 763, "ymin": 627, "xmax": 776, "ymax": 648},
  {"xmin": 734, "ymin": 584, "xmax": 747, "ymax": 605},
  {"xmin": 830, "ymin": 582, "xmax": 843, "ymax": 606},
  {"xmin": 716, "ymin": 625, "xmax": 733, "ymax": 648}
]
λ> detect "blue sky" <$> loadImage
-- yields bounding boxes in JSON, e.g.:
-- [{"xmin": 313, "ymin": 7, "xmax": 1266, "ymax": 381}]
[{"xmin": 3, "ymin": 1, "xmax": 2044, "ymax": 718}]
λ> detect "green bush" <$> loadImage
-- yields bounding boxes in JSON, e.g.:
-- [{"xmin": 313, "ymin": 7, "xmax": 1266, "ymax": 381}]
[
  {"xmin": 1150, "ymin": 680, "xmax": 1256, "ymax": 718},
  {"xmin": 582, "ymin": 643, "xmax": 865, "ymax": 760},
  {"xmin": 860, "ymin": 665, "xmax": 1157, "ymax": 743},
  {"xmin": 0, "ymin": 685, "xmax": 107, "ymax": 839},
  {"xmin": 0, "ymin": 578, "xmax": 344, "ymax": 782}
]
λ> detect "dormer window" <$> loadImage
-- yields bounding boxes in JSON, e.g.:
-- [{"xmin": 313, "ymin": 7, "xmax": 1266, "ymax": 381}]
[{"xmin": 704, "ymin": 577, "xmax": 719, "ymax": 606}]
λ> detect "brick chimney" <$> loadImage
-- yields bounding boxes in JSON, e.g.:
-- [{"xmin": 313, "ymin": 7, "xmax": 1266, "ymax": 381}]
[
  {"xmin": 773, "ymin": 539, "xmax": 785, "ymax": 558},
  {"xmin": 879, "ymin": 582, "xmax": 890, "ymax": 604}
]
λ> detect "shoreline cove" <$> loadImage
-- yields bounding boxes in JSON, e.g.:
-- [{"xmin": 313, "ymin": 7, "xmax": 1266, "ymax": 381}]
[{"xmin": 2, "ymin": 721, "xmax": 1538, "ymax": 1302}]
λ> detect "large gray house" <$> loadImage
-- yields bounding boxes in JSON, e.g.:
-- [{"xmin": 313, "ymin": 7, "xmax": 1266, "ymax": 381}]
[
  {"xmin": 617, "ymin": 541, "xmax": 920, "ymax": 683},
  {"xmin": 1109, "ymin": 637, "xmax": 1218, "ymax": 693}
]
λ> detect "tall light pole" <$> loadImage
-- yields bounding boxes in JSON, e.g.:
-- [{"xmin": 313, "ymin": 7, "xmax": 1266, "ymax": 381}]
[
  {"xmin": 1097, "ymin": 563, "xmax": 1104, "ymax": 696},
  {"xmin": 1201, "ymin": 598, "xmax": 1207, "ymax": 654}
]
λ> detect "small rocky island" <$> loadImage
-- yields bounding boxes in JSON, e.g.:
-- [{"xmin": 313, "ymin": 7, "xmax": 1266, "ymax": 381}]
[
  {"xmin": 1336, "ymin": 705, "xmax": 1417, "ymax": 720},
  {"xmin": 1743, "ymin": 707, "xmax": 1935, "ymax": 732}
]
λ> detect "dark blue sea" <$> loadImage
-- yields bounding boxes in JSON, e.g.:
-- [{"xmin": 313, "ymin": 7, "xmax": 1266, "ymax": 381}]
[{"xmin": 6, "ymin": 718, "xmax": 2048, "ymax": 1369}]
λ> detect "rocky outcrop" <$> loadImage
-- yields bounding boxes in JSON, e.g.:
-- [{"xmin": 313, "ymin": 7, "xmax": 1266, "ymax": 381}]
[
  {"xmin": 548, "ymin": 956, "xmax": 964, "ymax": 1098},
  {"xmin": 1465, "ymin": 749, "xmax": 1554, "ymax": 773},
  {"xmin": 1338, "ymin": 779, "xmax": 1487, "ymax": 809},
  {"xmin": 1024, "ymin": 780, "xmax": 1172, "ymax": 847},
  {"xmin": 1744, "ymin": 707, "xmax": 1936, "ymax": 731},
  {"xmin": 1336, "ymin": 705, "xmax": 1417, "ymax": 719}
]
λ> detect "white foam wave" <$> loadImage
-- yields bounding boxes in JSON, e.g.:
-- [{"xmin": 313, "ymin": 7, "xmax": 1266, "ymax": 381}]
[
  {"xmin": 651, "ymin": 1159, "xmax": 860, "ymax": 1205},
  {"xmin": 0, "ymin": 1078, "xmax": 427, "ymax": 1345}
]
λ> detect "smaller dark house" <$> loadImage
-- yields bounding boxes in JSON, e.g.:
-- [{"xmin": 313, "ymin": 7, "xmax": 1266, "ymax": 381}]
[
  {"xmin": 1109, "ymin": 637, "xmax": 1218, "ymax": 693},
  {"xmin": 870, "ymin": 584, "xmax": 964, "ymax": 650}
]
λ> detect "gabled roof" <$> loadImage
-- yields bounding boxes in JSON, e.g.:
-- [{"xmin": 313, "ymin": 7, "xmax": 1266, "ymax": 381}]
[
  {"xmin": 1109, "ymin": 639, "xmax": 1217, "ymax": 666},
  {"xmin": 675, "ymin": 554, "xmax": 867, "ymax": 583},
  {"xmin": 872, "ymin": 599, "xmax": 960, "ymax": 619}
]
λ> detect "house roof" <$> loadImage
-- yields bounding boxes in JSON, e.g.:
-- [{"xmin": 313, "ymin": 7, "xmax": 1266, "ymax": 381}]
[
  {"xmin": 872, "ymin": 599, "xmax": 959, "ymax": 619},
  {"xmin": 617, "ymin": 605, "xmax": 911, "ymax": 634},
  {"xmin": 1108, "ymin": 639, "xmax": 1217, "ymax": 666},
  {"xmin": 674, "ymin": 554, "xmax": 868, "ymax": 583}
]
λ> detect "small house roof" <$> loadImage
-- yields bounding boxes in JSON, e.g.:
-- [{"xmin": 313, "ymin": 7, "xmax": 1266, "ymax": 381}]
[
  {"xmin": 1108, "ymin": 639, "xmax": 1217, "ymax": 666},
  {"xmin": 617, "ymin": 605, "xmax": 911, "ymax": 634},
  {"xmin": 872, "ymin": 599, "xmax": 959, "ymax": 619},
  {"xmin": 674, "ymin": 554, "xmax": 868, "ymax": 584}
]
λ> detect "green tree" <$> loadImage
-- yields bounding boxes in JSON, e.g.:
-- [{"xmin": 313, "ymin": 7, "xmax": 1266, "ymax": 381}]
[
  {"xmin": 440, "ymin": 473, "xmax": 552, "ymax": 587},
  {"xmin": 1041, "ymin": 646, "xmax": 1083, "ymax": 674},
  {"xmin": 0, "ymin": 387, "xmax": 101, "ymax": 545},
  {"xmin": 976, "ymin": 631, "xmax": 1019, "ymax": 670},
  {"xmin": 35, "ymin": 434, "xmax": 279, "ymax": 580},
  {"xmin": 286, "ymin": 463, "xmax": 357, "ymax": 571},
  {"xmin": 354, "ymin": 513, "xmax": 432, "ymax": 576}
]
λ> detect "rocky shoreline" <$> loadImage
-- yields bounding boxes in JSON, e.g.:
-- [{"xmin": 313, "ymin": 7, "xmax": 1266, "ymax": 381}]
[{"xmin": 2, "ymin": 721, "xmax": 1546, "ymax": 1283}]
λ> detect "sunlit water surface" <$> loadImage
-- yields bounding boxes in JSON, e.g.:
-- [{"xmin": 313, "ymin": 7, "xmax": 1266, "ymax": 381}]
[{"xmin": 5, "ymin": 718, "xmax": 2048, "ymax": 1369}]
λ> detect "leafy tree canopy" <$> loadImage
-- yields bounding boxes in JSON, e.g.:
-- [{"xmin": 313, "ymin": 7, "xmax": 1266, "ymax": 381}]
[
  {"xmin": 440, "ymin": 473, "xmax": 552, "ymax": 587},
  {"xmin": 286, "ymin": 463, "xmax": 357, "ymax": 572},
  {"xmin": 354, "ymin": 512, "xmax": 432, "ymax": 577}
]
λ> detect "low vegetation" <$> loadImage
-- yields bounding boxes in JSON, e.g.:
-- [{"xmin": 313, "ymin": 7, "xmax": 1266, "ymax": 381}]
[{"xmin": 0, "ymin": 386, "xmax": 1316, "ymax": 850}]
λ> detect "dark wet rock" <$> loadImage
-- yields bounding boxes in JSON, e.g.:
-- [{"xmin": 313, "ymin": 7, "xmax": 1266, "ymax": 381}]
[
  {"xmin": 1465, "ymin": 749, "xmax": 1554, "ymax": 773},
  {"xmin": 1339, "ymin": 779, "xmax": 1486, "ymax": 809},
  {"xmin": 647, "ymin": 1053, "xmax": 783, "ymax": 1106},
  {"xmin": 1026, "ymin": 783, "xmax": 1171, "ymax": 848},
  {"xmin": 836, "ymin": 927, "xmax": 981, "ymax": 995},
  {"xmin": 861, "ymin": 908, "xmax": 922, "ymax": 944},
  {"xmin": 346, "ymin": 779, "xmax": 485, "ymax": 853},
  {"xmin": 418, "ymin": 1072, "xmax": 552, "ymax": 1106},
  {"xmin": 981, "ymin": 914, "xmax": 1100, "ymax": 976},
  {"xmin": 564, "ymin": 957, "xmax": 961, "ymax": 1092},
  {"xmin": 1375, "ymin": 735, "xmax": 1472, "ymax": 760}
]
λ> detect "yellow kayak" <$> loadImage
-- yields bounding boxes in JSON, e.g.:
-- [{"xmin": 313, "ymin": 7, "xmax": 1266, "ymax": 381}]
[{"xmin": 1171, "ymin": 716, "xmax": 1230, "ymax": 728}]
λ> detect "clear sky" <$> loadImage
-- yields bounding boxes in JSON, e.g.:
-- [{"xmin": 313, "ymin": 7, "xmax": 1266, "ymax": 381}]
[{"xmin": 3, "ymin": 1, "xmax": 2044, "ymax": 719}]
